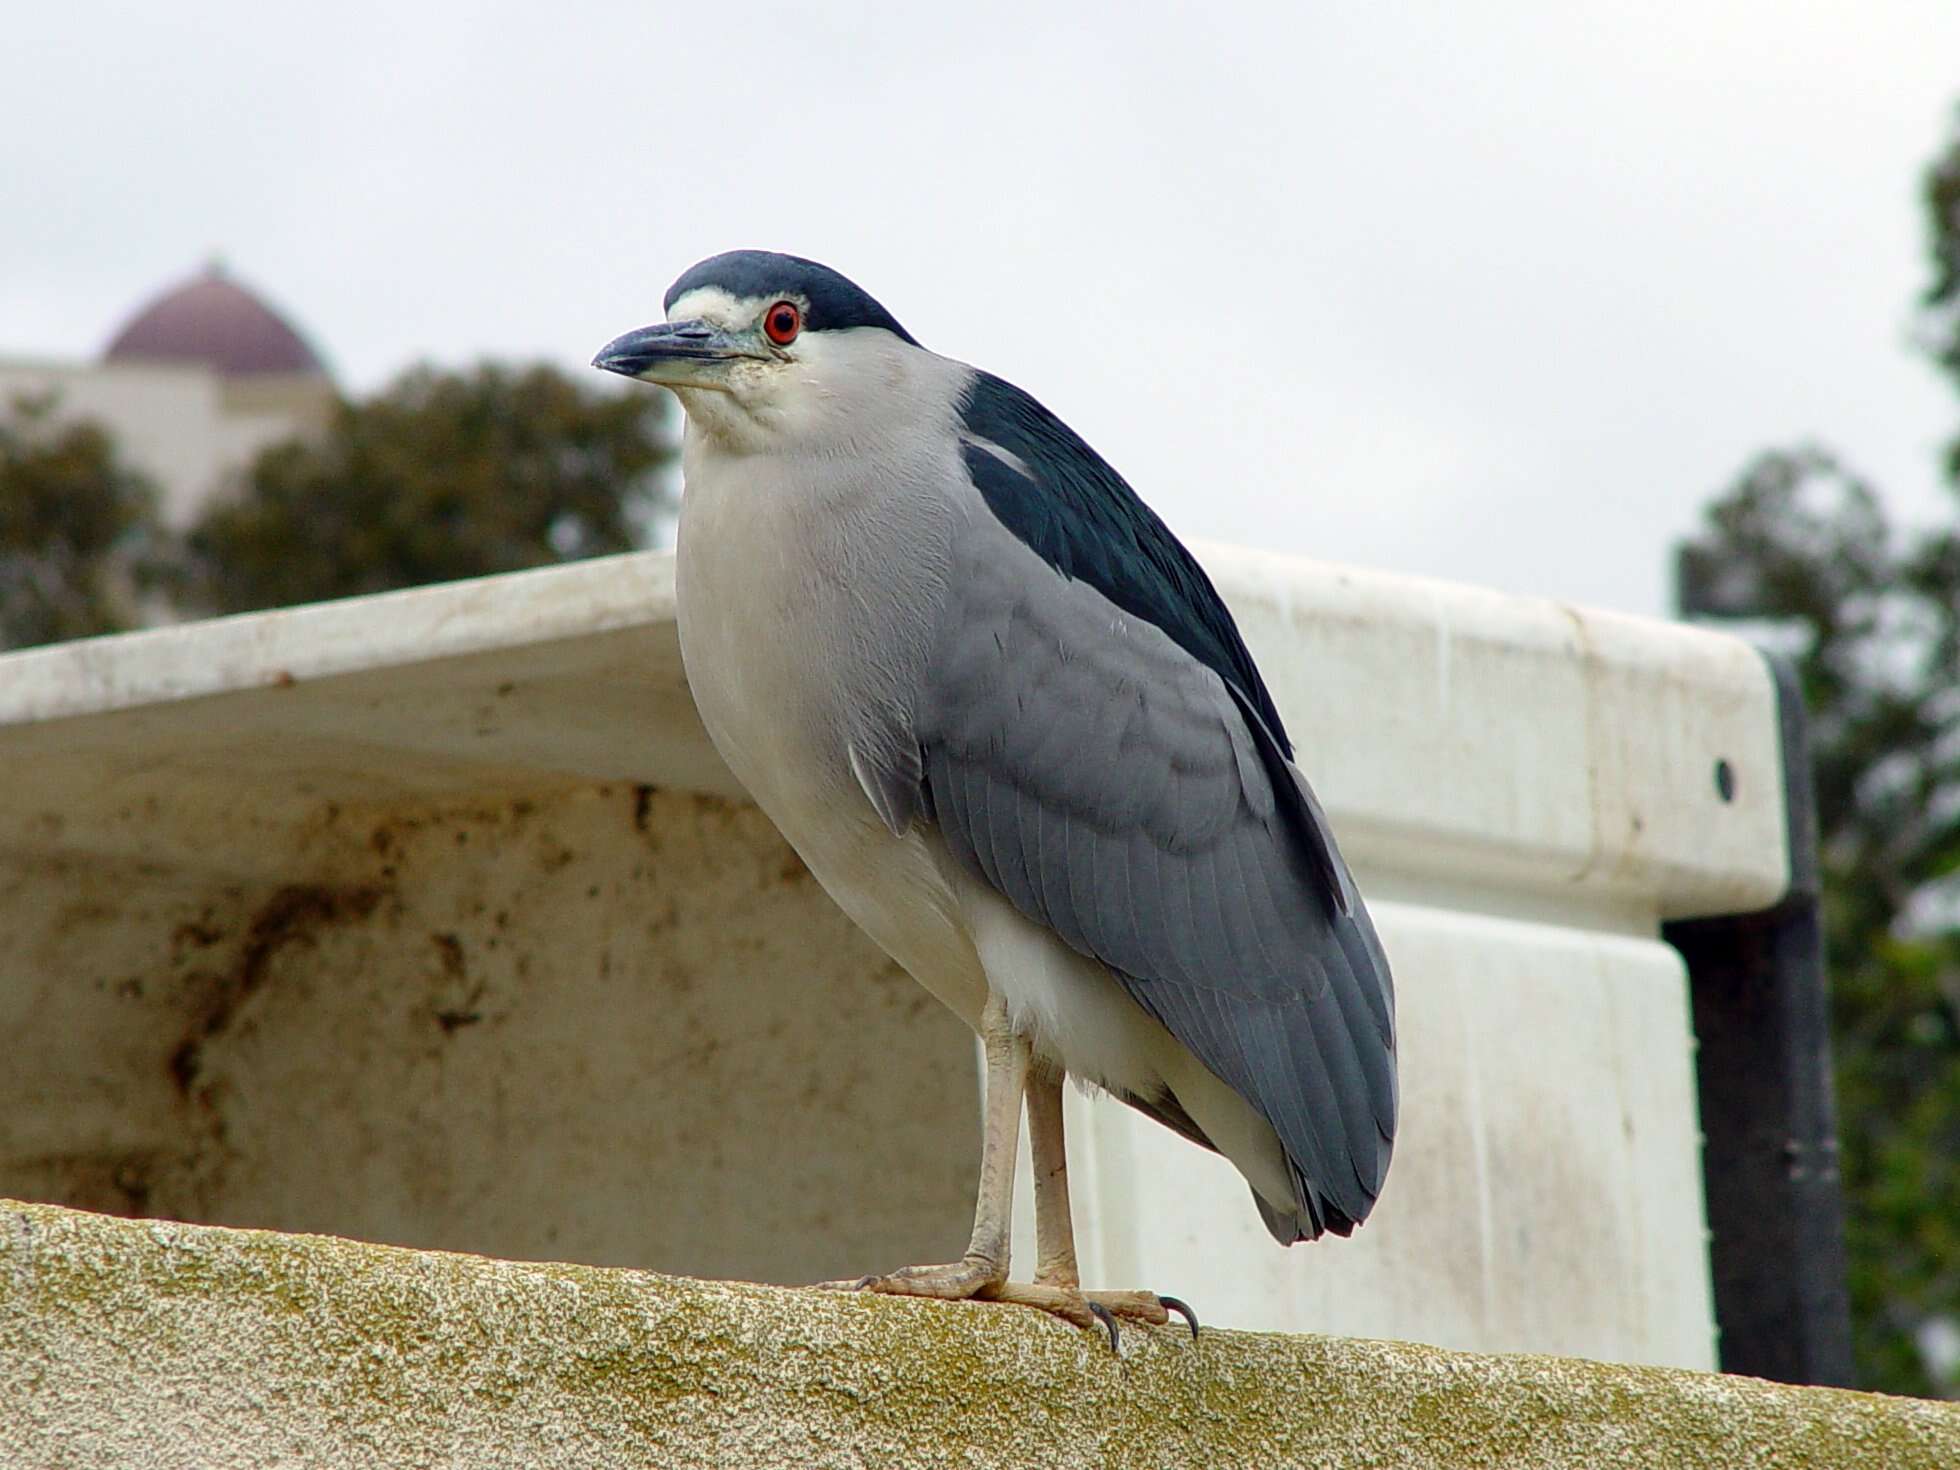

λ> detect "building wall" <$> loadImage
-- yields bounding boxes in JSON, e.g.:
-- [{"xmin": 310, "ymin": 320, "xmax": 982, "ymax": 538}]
[{"xmin": 0, "ymin": 356, "xmax": 330, "ymax": 525}]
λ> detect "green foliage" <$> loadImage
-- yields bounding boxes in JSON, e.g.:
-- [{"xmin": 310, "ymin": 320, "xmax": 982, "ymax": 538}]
[
  {"xmin": 0, "ymin": 394, "xmax": 164, "ymax": 650},
  {"xmin": 1676, "ymin": 116, "xmax": 1960, "ymax": 1399},
  {"xmin": 179, "ymin": 362, "xmax": 676, "ymax": 615},
  {"xmin": 1926, "ymin": 117, "xmax": 1960, "ymax": 442}
]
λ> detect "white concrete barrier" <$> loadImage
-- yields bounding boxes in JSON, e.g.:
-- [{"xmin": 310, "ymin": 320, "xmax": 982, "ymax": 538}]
[{"xmin": 0, "ymin": 546, "xmax": 1788, "ymax": 1369}]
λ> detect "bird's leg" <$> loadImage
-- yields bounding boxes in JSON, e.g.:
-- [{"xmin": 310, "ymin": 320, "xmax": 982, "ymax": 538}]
[
  {"xmin": 1027, "ymin": 1060, "xmax": 1081, "ymax": 1288},
  {"xmin": 818, "ymin": 1005, "xmax": 1195, "ymax": 1346},
  {"xmin": 981, "ymin": 1065, "xmax": 1191, "ymax": 1347},
  {"xmin": 838, "ymin": 991, "xmax": 1025, "ymax": 1300}
]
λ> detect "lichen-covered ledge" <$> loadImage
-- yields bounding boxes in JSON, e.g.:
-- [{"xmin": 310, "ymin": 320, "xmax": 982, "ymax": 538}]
[{"xmin": 1, "ymin": 1201, "xmax": 1951, "ymax": 1470}]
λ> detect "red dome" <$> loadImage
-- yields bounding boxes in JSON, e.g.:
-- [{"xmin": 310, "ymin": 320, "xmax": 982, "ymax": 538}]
[{"xmin": 103, "ymin": 264, "xmax": 327, "ymax": 378}]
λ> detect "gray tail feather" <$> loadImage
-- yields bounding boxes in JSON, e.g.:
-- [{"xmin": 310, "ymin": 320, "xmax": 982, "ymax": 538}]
[
  {"xmin": 1254, "ymin": 1188, "xmax": 1310, "ymax": 1245},
  {"xmin": 1125, "ymin": 1086, "xmax": 1366, "ymax": 1246},
  {"xmin": 1253, "ymin": 1174, "xmax": 1362, "ymax": 1245}
]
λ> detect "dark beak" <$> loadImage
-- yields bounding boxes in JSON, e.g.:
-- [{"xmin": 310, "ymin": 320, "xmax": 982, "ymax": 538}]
[{"xmin": 591, "ymin": 320, "xmax": 751, "ymax": 385}]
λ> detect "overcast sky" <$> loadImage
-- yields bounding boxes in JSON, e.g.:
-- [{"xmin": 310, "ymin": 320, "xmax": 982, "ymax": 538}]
[{"xmin": 5, "ymin": 2, "xmax": 1957, "ymax": 617}]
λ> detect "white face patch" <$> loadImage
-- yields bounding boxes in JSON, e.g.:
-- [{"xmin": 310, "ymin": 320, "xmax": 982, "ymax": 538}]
[{"xmin": 665, "ymin": 286, "xmax": 794, "ymax": 335}]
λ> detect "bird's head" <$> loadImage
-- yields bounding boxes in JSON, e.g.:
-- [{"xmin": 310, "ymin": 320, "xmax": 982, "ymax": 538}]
[{"xmin": 593, "ymin": 250, "xmax": 925, "ymax": 452}]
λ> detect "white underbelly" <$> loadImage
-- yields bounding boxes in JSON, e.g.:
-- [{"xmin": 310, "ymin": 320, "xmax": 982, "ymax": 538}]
[
  {"xmin": 677, "ymin": 497, "xmax": 1168, "ymax": 1075},
  {"xmin": 678, "ymin": 590, "xmax": 988, "ymax": 1030},
  {"xmin": 760, "ymin": 781, "xmax": 991, "ymax": 1032}
]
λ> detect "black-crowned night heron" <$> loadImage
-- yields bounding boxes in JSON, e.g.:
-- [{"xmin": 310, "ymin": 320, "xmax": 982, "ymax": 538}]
[{"xmin": 594, "ymin": 251, "xmax": 1396, "ymax": 1347}]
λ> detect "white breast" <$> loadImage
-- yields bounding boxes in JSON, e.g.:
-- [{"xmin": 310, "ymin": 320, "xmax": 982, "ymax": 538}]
[{"xmin": 673, "ymin": 407, "xmax": 990, "ymax": 1028}]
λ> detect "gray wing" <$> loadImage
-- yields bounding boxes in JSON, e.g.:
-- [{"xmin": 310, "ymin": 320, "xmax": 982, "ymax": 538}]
[{"xmin": 910, "ymin": 526, "xmax": 1397, "ymax": 1240}]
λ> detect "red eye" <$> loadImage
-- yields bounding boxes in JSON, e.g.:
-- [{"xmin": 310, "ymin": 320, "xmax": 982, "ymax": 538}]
[{"xmin": 763, "ymin": 300, "xmax": 801, "ymax": 345}]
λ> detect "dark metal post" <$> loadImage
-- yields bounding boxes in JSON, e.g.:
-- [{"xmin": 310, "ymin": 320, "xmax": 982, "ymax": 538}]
[{"xmin": 1663, "ymin": 652, "xmax": 1856, "ymax": 1387}]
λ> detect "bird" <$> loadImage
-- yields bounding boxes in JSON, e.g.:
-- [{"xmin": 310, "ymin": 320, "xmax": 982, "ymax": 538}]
[{"xmin": 593, "ymin": 251, "xmax": 1396, "ymax": 1347}]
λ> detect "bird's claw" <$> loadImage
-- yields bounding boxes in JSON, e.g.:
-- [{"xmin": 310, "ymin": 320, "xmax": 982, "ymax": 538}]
[
  {"xmin": 1087, "ymin": 1300, "xmax": 1121, "ymax": 1353},
  {"xmin": 1158, "ymin": 1293, "xmax": 1201, "ymax": 1339}
]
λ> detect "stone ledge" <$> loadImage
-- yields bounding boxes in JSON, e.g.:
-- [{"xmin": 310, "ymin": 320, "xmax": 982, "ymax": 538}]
[{"xmin": 1, "ymin": 1198, "xmax": 1952, "ymax": 1469}]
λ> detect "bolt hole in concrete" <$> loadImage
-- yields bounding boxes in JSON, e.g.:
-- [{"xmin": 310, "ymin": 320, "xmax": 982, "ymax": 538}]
[{"xmin": 1714, "ymin": 759, "xmax": 1736, "ymax": 803}]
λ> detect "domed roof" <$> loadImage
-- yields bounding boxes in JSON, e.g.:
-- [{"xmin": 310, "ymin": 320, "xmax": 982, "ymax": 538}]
[{"xmin": 103, "ymin": 262, "xmax": 327, "ymax": 379}]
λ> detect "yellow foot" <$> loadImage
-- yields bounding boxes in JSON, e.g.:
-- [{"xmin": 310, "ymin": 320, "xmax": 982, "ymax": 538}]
[
  {"xmin": 982, "ymin": 1282, "xmax": 1200, "ymax": 1352},
  {"xmin": 817, "ymin": 1266, "xmax": 1198, "ymax": 1352},
  {"xmin": 815, "ymin": 1256, "xmax": 1002, "ymax": 1301}
]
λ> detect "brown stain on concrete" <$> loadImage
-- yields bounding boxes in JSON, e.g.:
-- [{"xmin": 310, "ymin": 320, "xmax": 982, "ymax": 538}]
[
  {"xmin": 429, "ymin": 931, "xmax": 486, "ymax": 1034},
  {"xmin": 168, "ymin": 883, "xmax": 385, "ymax": 1098}
]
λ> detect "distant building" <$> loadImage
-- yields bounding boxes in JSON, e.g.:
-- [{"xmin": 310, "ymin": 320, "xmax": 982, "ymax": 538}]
[{"xmin": 0, "ymin": 262, "xmax": 335, "ymax": 525}]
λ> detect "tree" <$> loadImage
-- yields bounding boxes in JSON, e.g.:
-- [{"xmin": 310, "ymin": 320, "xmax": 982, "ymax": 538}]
[
  {"xmin": 0, "ymin": 394, "xmax": 164, "ymax": 650},
  {"xmin": 178, "ymin": 361, "xmax": 677, "ymax": 615},
  {"xmin": 1676, "ymin": 117, "xmax": 1960, "ymax": 1399}
]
